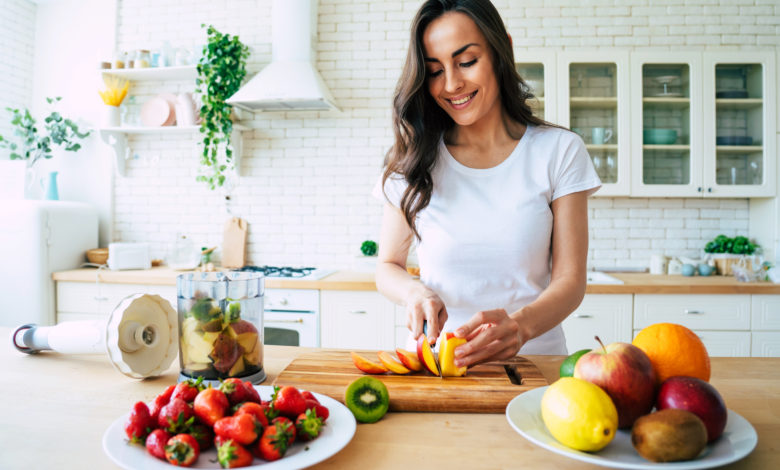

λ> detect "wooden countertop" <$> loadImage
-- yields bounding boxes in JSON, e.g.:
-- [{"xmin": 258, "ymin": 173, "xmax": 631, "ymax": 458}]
[
  {"xmin": 52, "ymin": 267, "xmax": 780, "ymax": 293},
  {"xmin": 1, "ymin": 326, "xmax": 776, "ymax": 469}
]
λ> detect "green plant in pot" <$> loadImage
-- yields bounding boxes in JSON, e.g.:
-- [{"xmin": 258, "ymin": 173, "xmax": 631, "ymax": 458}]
[
  {"xmin": 196, "ymin": 24, "xmax": 250, "ymax": 189},
  {"xmin": 704, "ymin": 234, "xmax": 759, "ymax": 276}
]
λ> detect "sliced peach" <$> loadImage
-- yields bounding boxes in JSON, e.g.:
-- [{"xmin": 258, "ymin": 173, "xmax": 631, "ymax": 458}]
[
  {"xmin": 395, "ymin": 348, "xmax": 423, "ymax": 372},
  {"xmin": 350, "ymin": 351, "xmax": 389, "ymax": 374},
  {"xmin": 416, "ymin": 335, "xmax": 440, "ymax": 376},
  {"xmin": 439, "ymin": 332, "xmax": 467, "ymax": 377},
  {"xmin": 377, "ymin": 351, "xmax": 411, "ymax": 374}
]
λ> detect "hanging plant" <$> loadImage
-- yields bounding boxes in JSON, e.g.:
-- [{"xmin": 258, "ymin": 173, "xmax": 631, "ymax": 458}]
[{"xmin": 195, "ymin": 24, "xmax": 250, "ymax": 189}]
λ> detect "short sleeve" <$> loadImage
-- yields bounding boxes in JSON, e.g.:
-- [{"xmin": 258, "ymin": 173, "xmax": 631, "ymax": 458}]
[
  {"xmin": 551, "ymin": 133, "xmax": 602, "ymax": 201},
  {"xmin": 371, "ymin": 172, "xmax": 408, "ymax": 208}
]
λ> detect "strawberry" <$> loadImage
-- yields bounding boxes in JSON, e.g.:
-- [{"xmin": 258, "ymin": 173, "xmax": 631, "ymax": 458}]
[
  {"xmin": 273, "ymin": 386, "xmax": 306, "ymax": 419},
  {"xmin": 301, "ymin": 390, "xmax": 319, "ymax": 404},
  {"xmin": 256, "ymin": 421, "xmax": 293, "ymax": 461},
  {"xmin": 145, "ymin": 429, "xmax": 171, "ymax": 460},
  {"xmin": 171, "ymin": 377, "xmax": 204, "ymax": 403},
  {"xmin": 216, "ymin": 436, "xmax": 254, "ymax": 468},
  {"xmin": 272, "ymin": 416, "xmax": 296, "ymax": 445},
  {"xmin": 150, "ymin": 384, "xmax": 176, "ymax": 422},
  {"xmin": 305, "ymin": 399, "xmax": 330, "ymax": 422},
  {"xmin": 295, "ymin": 408, "xmax": 324, "ymax": 442},
  {"xmin": 220, "ymin": 378, "xmax": 251, "ymax": 406},
  {"xmin": 188, "ymin": 422, "xmax": 214, "ymax": 451},
  {"xmin": 165, "ymin": 433, "xmax": 200, "ymax": 467},
  {"xmin": 243, "ymin": 380, "xmax": 262, "ymax": 404},
  {"xmin": 158, "ymin": 398, "xmax": 194, "ymax": 433},
  {"xmin": 234, "ymin": 402, "xmax": 269, "ymax": 428},
  {"xmin": 193, "ymin": 387, "xmax": 229, "ymax": 427},
  {"xmin": 214, "ymin": 413, "xmax": 262, "ymax": 446},
  {"xmin": 125, "ymin": 401, "xmax": 154, "ymax": 444}
]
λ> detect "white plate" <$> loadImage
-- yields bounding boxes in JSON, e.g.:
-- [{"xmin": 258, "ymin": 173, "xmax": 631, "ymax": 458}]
[
  {"xmin": 103, "ymin": 386, "xmax": 356, "ymax": 469},
  {"xmin": 506, "ymin": 386, "xmax": 757, "ymax": 469}
]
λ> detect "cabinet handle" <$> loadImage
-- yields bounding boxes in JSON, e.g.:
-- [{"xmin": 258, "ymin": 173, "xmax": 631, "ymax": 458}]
[
  {"xmin": 268, "ymin": 318, "xmax": 304, "ymax": 324},
  {"xmin": 684, "ymin": 309, "xmax": 703, "ymax": 314},
  {"xmin": 349, "ymin": 310, "xmax": 367, "ymax": 314},
  {"xmin": 573, "ymin": 314, "xmax": 592, "ymax": 318},
  {"xmin": 94, "ymin": 296, "xmax": 108, "ymax": 301},
  {"xmin": 707, "ymin": 187, "xmax": 712, "ymax": 193},
  {"xmin": 697, "ymin": 187, "xmax": 702, "ymax": 192}
]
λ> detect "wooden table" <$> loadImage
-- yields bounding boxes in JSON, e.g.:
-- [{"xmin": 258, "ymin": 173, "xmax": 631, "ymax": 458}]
[{"xmin": 1, "ymin": 326, "xmax": 776, "ymax": 469}]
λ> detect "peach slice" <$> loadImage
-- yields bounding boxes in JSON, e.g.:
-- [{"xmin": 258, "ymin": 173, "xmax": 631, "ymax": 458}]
[
  {"xmin": 439, "ymin": 332, "xmax": 467, "ymax": 377},
  {"xmin": 395, "ymin": 348, "xmax": 423, "ymax": 372},
  {"xmin": 416, "ymin": 335, "xmax": 440, "ymax": 376},
  {"xmin": 350, "ymin": 351, "xmax": 389, "ymax": 374},
  {"xmin": 377, "ymin": 351, "xmax": 411, "ymax": 374}
]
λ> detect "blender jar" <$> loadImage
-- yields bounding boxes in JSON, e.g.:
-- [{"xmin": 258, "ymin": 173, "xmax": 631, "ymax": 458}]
[{"xmin": 177, "ymin": 271, "xmax": 265, "ymax": 384}]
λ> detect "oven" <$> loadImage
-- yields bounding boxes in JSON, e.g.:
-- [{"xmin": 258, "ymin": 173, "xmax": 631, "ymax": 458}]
[{"xmin": 263, "ymin": 288, "xmax": 320, "ymax": 347}]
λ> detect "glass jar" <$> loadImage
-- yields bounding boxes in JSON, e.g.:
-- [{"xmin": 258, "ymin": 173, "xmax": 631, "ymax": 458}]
[
  {"xmin": 176, "ymin": 271, "xmax": 266, "ymax": 384},
  {"xmin": 134, "ymin": 49, "xmax": 151, "ymax": 68}
]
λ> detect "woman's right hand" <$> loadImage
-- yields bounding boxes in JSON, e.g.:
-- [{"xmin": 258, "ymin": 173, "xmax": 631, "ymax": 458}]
[{"xmin": 406, "ymin": 287, "xmax": 448, "ymax": 345}]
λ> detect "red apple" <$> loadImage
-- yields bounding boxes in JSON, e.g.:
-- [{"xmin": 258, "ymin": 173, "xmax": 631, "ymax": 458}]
[
  {"xmin": 574, "ymin": 336, "xmax": 657, "ymax": 428},
  {"xmin": 656, "ymin": 376, "xmax": 728, "ymax": 442}
]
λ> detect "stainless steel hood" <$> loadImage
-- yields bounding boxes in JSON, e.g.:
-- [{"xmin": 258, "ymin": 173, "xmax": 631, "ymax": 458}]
[{"xmin": 226, "ymin": 0, "xmax": 339, "ymax": 112}]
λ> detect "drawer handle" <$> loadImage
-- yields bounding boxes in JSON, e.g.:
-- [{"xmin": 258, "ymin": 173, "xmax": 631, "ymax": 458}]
[
  {"xmin": 573, "ymin": 314, "xmax": 592, "ymax": 318},
  {"xmin": 93, "ymin": 296, "xmax": 109, "ymax": 301},
  {"xmin": 350, "ymin": 310, "xmax": 367, "ymax": 314},
  {"xmin": 684, "ymin": 309, "xmax": 704, "ymax": 315},
  {"xmin": 269, "ymin": 318, "xmax": 304, "ymax": 324}
]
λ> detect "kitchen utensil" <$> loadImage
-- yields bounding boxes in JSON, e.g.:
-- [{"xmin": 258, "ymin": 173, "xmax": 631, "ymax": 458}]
[
  {"xmin": 653, "ymin": 75, "xmax": 680, "ymax": 96},
  {"xmin": 592, "ymin": 127, "xmax": 613, "ymax": 145},
  {"xmin": 86, "ymin": 247, "xmax": 109, "ymax": 264},
  {"xmin": 223, "ymin": 217, "xmax": 248, "ymax": 268},
  {"xmin": 506, "ymin": 386, "xmax": 758, "ymax": 470},
  {"xmin": 174, "ymin": 92, "xmax": 198, "ymax": 126},
  {"xmin": 716, "ymin": 136, "xmax": 753, "ymax": 146},
  {"xmin": 12, "ymin": 293, "xmax": 177, "ymax": 378},
  {"xmin": 177, "ymin": 271, "xmax": 265, "ymax": 384},
  {"xmin": 643, "ymin": 128, "xmax": 677, "ymax": 145},
  {"xmin": 273, "ymin": 350, "xmax": 547, "ymax": 413},
  {"xmin": 103, "ymin": 386, "xmax": 356, "ymax": 469}
]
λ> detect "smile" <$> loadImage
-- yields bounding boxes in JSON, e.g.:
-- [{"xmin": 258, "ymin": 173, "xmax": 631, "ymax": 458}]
[{"xmin": 448, "ymin": 91, "xmax": 477, "ymax": 107}]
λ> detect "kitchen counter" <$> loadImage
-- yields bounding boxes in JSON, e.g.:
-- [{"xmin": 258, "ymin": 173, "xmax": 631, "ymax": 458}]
[
  {"xmin": 52, "ymin": 267, "xmax": 780, "ymax": 293},
  {"xmin": 1, "ymin": 326, "xmax": 777, "ymax": 470}
]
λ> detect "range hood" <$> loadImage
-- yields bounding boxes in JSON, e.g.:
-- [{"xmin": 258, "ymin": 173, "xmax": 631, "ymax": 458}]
[{"xmin": 227, "ymin": 0, "xmax": 339, "ymax": 112}]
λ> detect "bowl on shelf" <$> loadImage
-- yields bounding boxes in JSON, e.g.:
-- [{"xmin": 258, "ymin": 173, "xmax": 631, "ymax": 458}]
[
  {"xmin": 643, "ymin": 128, "xmax": 678, "ymax": 145},
  {"xmin": 86, "ymin": 248, "xmax": 109, "ymax": 265},
  {"xmin": 716, "ymin": 136, "xmax": 753, "ymax": 146}
]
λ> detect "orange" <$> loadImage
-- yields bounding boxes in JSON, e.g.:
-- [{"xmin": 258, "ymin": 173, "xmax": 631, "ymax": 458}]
[{"xmin": 632, "ymin": 323, "xmax": 710, "ymax": 384}]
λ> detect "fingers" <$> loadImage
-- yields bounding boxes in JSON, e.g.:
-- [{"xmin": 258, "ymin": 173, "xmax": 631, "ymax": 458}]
[{"xmin": 453, "ymin": 309, "xmax": 521, "ymax": 367}]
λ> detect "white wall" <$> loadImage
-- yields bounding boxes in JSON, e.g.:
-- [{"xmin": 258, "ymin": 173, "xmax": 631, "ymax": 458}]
[
  {"xmin": 0, "ymin": 0, "xmax": 36, "ymax": 144},
  {"xmin": 17, "ymin": 0, "xmax": 780, "ymax": 269}
]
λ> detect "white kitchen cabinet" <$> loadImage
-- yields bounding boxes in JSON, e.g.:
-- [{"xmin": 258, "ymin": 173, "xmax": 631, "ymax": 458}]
[
  {"xmin": 515, "ymin": 49, "xmax": 558, "ymax": 124},
  {"xmin": 633, "ymin": 294, "xmax": 751, "ymax": 331},
  {"xmin": 561, "ymin": 294, "xmax": 633, "ymax": 353},
  {"xmin": 56, "ymin": 281, "xmax": 176, "ymax": 323},
  {"xmin": 320, "ymin": 290, "xmax": 395, "ymax": 350},
  {"xmin": 751, "ymin": 332, "xmax": 780, "ymax": 357},
  {"xmin": 750, "ymin": 295, "xmax": 780, "ymax": 357}
]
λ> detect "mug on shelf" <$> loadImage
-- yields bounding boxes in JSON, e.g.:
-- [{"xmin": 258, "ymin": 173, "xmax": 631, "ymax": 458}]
[{"xmin": 592, "ymin": 127, "xmax": 613, "ymax": 145}]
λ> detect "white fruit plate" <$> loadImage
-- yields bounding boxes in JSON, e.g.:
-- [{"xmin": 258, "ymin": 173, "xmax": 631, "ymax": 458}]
[
  {"xmin": 506, "ymin": 386, "xmax": 757, "ymax": 469},
  {"xmin": 103, "ymin": 386, "xmax": 356, "ymax": 469}
]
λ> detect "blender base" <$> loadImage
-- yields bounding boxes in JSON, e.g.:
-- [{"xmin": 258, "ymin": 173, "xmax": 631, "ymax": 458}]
[{"xmin": 178, "ymin": 368, "xmax": 267, "ymax": 386}]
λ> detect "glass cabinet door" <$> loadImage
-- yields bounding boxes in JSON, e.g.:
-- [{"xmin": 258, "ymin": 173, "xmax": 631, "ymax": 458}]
[
  {"xmin": 558, "ymin": 51, "xmax": 630, "ymax": 196},
  {"xmin": 516, "ymin": 63, "xmax": 546, "ymax": 120},
  {"xmin": 516, "ymin": 52, "xmax": 557, "ymax": 125}
]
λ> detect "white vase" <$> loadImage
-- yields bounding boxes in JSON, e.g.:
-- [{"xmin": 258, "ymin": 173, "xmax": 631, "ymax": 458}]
[{"xmin": 104, "ymin": 105, "xmax": 120, "ymax": 127}]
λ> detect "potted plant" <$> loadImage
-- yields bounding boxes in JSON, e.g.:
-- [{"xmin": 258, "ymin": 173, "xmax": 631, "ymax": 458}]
[
  {"xmin": 195, "ymin": 24, "xmax": 250, "ymax": 190},
  {"xmin": 704, "ymin": 234, "xmax": 759, "ymax": 276},
  {"xmin": 0, "ymin": 97, "xmax": 91, "ymax": 198}
]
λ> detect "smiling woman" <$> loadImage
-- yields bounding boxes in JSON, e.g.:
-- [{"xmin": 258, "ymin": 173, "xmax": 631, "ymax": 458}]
[{"xmin": 373, "ymin": 0, "xmax": 601, "ymax": 366}]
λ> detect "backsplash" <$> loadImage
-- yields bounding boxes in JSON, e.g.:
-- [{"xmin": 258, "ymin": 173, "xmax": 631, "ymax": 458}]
[
  {"xmin": 4, "ymin": 0, "xmax": 775, "ymax": 269},
  {"xmin": 0, "ymin": 0, "xmax": 36, "ymax": 140}
]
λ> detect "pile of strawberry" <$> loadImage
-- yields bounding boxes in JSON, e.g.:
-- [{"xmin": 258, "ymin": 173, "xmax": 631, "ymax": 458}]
[{"xmin": 124, "ymin": 377, "xmax": 330, "ymax": 468}]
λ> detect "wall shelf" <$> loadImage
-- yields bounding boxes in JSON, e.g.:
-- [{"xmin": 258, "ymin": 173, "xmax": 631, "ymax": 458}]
[{"xmin": 100, "ymin": 65, "xmax": 197, "ymax": 82}]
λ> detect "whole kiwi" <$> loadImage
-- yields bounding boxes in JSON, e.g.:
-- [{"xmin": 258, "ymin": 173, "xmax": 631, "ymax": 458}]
[{"xmin": 631, "ymin": 409, "xmax": 708, "ymax": 462}]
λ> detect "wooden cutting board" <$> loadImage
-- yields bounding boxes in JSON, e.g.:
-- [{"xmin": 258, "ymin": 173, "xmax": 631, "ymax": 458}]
[{"xmin": 271, "ymin": 350, "xmax": 548, "ymax": 413}]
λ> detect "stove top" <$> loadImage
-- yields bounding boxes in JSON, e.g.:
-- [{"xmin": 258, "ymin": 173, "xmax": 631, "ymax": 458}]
[{"xmin": 235, "ymin": 266, "xmax": 335, "ymax": 281}]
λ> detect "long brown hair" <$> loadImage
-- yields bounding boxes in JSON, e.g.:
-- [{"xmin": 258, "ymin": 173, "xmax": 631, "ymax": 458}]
[{"xmin": 383, "ymin": 0, "xmax": 551, "ymax": 240}]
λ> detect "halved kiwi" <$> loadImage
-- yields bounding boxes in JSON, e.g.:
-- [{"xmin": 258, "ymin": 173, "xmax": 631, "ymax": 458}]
[{"xmin": 345, "ymin": 376, "xmax": 389, "ymax": 423}]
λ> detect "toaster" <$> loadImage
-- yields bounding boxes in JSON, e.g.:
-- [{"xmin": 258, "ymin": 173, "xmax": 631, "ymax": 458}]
[{"xmin": 108, "ymin": 242, "xmax": 151, "ymax": 270}]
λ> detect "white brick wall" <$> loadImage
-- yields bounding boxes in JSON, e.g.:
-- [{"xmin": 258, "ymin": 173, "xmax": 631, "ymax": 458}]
[
  {"xmin": 109, "ymin": 0, "xmax": 776, "ymax": 269},
  {"xmin": 0, "ymin": 0, "xmax": 36, "ymax": 146}
]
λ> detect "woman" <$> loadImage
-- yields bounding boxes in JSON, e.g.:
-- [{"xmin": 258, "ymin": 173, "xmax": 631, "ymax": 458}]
[{"xmin": 373, "ymin": 0, "xmax": 600, "ymax": 367}]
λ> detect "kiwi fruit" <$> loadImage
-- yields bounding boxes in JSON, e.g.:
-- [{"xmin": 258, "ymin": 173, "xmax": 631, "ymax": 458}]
[
  {"xmin": 345, "ymin": 376, "xmax": 389, "ymax": 423},
  {"xmin": 631, "ymin": 409, "xmax": 708, "ymax": 462}
]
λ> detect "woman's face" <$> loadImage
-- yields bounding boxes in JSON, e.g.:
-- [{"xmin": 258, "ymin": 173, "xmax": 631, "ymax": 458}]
[{"xmin": 422, "ymin": 11, "xmax": 500, "ymax": 127}]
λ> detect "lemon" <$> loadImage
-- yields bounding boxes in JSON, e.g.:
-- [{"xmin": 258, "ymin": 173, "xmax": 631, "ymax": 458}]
[{"xmin": 541, "ymin": 377, "xmax": 618, "ymax": 452}]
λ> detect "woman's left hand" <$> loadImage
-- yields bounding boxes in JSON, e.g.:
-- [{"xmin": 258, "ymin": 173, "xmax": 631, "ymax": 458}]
[{"xmin": 452, "ymin": 309, "xmax": 523, "ymax": 367}]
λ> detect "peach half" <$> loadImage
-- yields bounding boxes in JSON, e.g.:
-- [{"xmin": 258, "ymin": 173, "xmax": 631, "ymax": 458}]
[
  {"xmin": 439, "ymin": 332, "xmax": 467, "ymax": 377},
  {"xmin": 377, "ymin": 351, "xmax": 411, "ymax": 374},
  {"xmin": 350, "ymin": 351, "xmax": 389, "ymax": 374},
  {"xmin": 416, "ymin": 335, "xmax": 440, "ymax": 376},
  {"xmin": 395, "ymin": 348, "xmax": 423, "ymax": 372}
]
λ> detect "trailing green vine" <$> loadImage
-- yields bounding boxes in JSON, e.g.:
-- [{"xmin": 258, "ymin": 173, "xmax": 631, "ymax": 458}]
[{"xmin": 195, "ymin": 24, "xmax": 250, "ymax": 189}]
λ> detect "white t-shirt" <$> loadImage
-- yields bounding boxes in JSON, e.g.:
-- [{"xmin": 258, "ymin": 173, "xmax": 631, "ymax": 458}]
[{"xmin": 373, "ymin": 125, "xmax": 601, "ymax": 355}]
